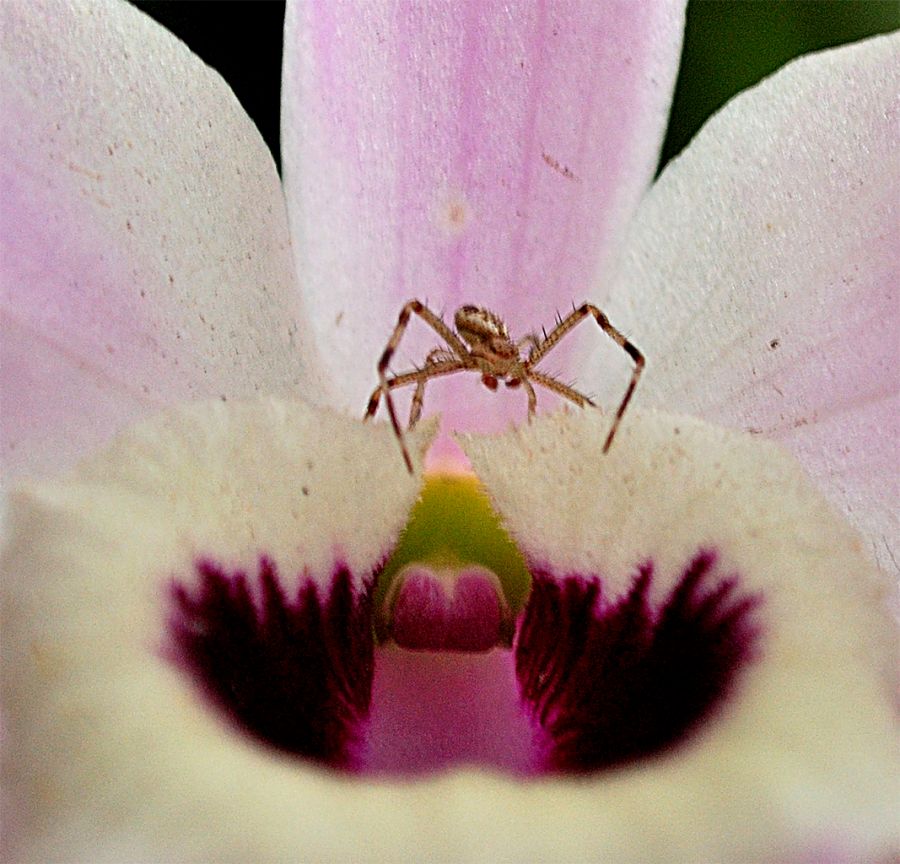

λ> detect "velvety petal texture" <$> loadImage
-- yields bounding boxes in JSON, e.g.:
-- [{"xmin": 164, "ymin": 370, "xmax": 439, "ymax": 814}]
[
  {"xmin": 598, "ymin": 34, "xmax": 900, "ymax": 574},
  {"xmin": 1, "ymin": 0, "xmax": 324, "ymax": 481},
  {"xmin": 281, "ymin": 0, "xmax": 685, "ymax": 435},
  {"xmin": 462, "ymin": 408, "xmax": 897, "ymax": 863}
]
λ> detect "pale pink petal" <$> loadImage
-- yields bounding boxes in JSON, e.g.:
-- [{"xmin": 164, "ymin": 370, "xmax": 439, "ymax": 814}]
[
  {"xmin": 598, "ymin": 34, "xmax": 899, "ymax": 574},
  {"xmin": 282, "ymin": 0, "xmax": 685, "ymax": 438},
  {"xmin": 1, "ymin": 0, "xmax": 324, "ymax": 481}
]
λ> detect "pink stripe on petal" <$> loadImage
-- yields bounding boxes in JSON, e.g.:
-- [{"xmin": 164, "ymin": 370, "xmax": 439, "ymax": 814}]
[
  {"xmin": 282, "ymin": 0, "xmax": 685, "ymax": 439},
  {"xmin": 1, "ymin": 0, "xmax": 320, "ymax": 479}
]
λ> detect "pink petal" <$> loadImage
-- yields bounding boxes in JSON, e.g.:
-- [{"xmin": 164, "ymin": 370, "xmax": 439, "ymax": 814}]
[
  {"xmin": 282, "ymin": 0, "xmax": 685, "ymax": 439},
  {"xmin": 1, "ymin": 0, "xmax": 322, "ymax": 480},
  {"xmin": 600, "ymin": 34, "xmax": 900, "ymax": 573}
]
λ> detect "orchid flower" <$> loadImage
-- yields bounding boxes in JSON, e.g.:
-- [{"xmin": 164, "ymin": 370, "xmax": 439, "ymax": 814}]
[{"xmin": 2, "ymin": 1, "xmax": 897, "ymax": 862}]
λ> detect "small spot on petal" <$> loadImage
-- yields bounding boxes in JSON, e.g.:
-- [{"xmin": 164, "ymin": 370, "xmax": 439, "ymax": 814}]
[{"xmin": 435, "ymin": 189, "xmax": 472, "ymax": 236}]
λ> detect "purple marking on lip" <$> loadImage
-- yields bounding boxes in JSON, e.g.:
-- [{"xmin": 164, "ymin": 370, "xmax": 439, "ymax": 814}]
[
  {"xmin": 168, "ymin": 549, "xmax": 760, "ymax": 775},
  {"xmin": 516, "ymin": 550, "xmax": 762, "ymax": 772},
  {"xmin": 169, "ymin": 556, "xmax": 374, "ymax": 768}
]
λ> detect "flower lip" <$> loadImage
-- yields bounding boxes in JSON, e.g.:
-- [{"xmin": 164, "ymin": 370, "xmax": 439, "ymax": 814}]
[{"xmin": 5, "ymin": 397, "xmax": 896, "ymax": 860}]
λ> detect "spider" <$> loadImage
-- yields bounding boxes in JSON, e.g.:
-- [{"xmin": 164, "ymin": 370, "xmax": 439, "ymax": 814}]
[{"xmin": 364, "ymin": 300, "xmax": 645, "ymax": 473}]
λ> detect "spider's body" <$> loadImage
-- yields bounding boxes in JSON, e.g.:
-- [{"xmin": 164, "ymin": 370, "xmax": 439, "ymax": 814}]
[
  {"xmin": 455, "ymin": 305, "xmax": 522, "ymax": 385},
  {"xmin": 365, "ymin": 299, "xmax": 644, "ymax": 473},
  {"xmin": 456, "ymin": 305, "xmax": 512, "ymax": 352}
]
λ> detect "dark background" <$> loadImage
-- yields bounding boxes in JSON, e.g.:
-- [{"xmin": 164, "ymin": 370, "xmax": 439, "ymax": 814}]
[{"xmin": 132, "ymin": 1, "xmax": 898, "ymax": 174}]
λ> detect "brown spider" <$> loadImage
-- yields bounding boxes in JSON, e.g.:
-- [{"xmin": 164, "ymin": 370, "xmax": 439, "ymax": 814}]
[{"xmin": 364, "ymin": 300, "xmax": 645, "ymax": 473}]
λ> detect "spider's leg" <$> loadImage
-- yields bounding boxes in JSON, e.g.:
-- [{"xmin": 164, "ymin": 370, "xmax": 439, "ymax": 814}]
[
  {"xmin": 527, "ymin": 369, "xmax": 596, "ymax": 408},
  {"xmin": 584, "ymin": 305, "xmax": 644, "ymax": 452},
  {"xmin": 409, "ymin": 358, "xmax": 468, "ymax": 429},
  {"xmin": 522, "ymin": 377, "xmax": 537, "ymax": 420},
  {"xmin": 364, "ymin": 369, "xmax": 418, "ymax": 421},
  {"xmin": 504, "ymin": 361, "xmax": 538, "ymax": 420},
  {"xmin": 522, "ymin": 307, "xmax": 585, "ymax": 367},
  {"xmin": 364, "ymin": 353, "xmax": 461, "ymax": 420},
  {"xmin": 365, "ymin": 300, "xmax": 471, "ymax": 473},
  {"xmin": 423, "ymin": 347, "xmax": 459, "ymax": 364},
  {"xmin": 407, "ymin": 347, "xmax": 463, "ymax": 428},
  {"xmin": 525, "ymin": 303, "xmax": 644, "ymax": 453},
  {"xmin": 364, "ymin": 360, "xmax": 469, "ymax": 429},
  {"xmin": 516, "ymin": 332, "xmax": 541, "ymax": 357}
]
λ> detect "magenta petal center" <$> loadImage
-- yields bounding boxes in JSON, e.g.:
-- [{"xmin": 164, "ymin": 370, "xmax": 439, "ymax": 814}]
[{"xmin": 386, "ymin": 565, "xmax": 505, "ymax": 652}]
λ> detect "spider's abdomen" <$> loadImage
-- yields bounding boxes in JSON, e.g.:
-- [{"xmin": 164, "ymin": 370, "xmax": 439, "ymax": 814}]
[{"xmin": 455, "ymin": 305, "xmax": 510, "ymax": 348}]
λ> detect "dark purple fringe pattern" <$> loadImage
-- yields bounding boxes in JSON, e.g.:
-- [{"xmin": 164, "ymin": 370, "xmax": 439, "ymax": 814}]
[
  {"xmin": 169, "ymin": 556, "xmax": 374, "ymax": 767},
  {"xmin": 516, "ymin": 550, "xmax": 761, "ymax": 772}
]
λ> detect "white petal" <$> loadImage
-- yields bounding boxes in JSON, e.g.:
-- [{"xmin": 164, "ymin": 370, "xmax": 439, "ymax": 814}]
[
  {"xmin": 4, "ymin": 397, "xmax": 897, "ymax": 862},
  {"xmin": 460, "ymin": 408, "xmax": 898, "ymax": 862},
  {"xmin": 2, "ymin": 399, "xmax": 435, "ymax": 862},
  {"xmin": 597, "ymin": 34, "xmax": 900, "ymax": 574},
  {"xmin": 1, "ymin": 0, "xmax": 324, "ymax": 480}
]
